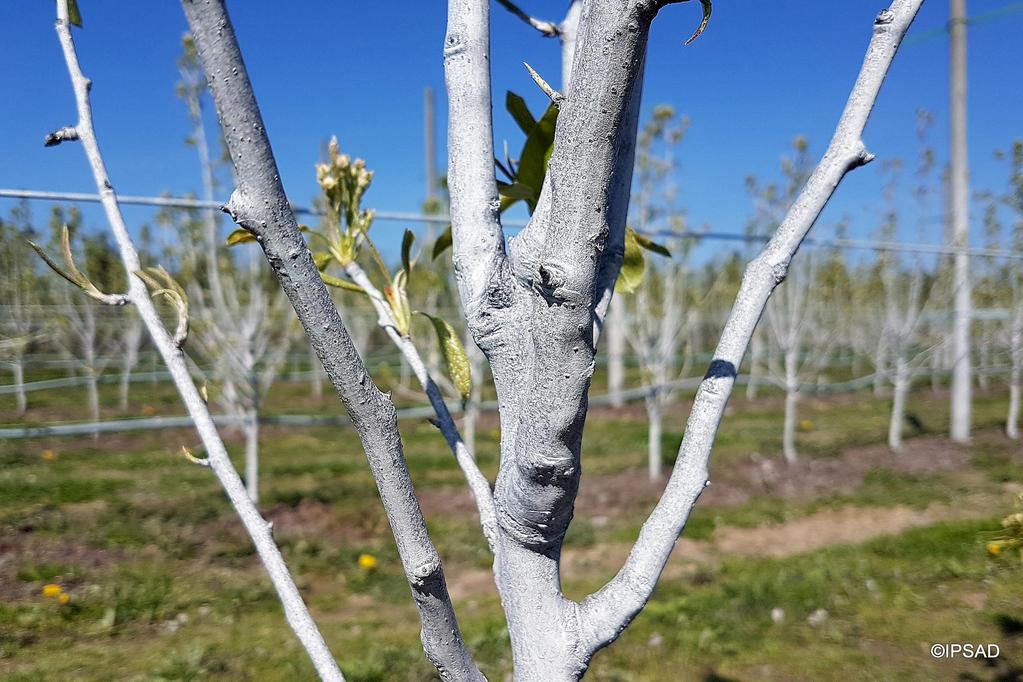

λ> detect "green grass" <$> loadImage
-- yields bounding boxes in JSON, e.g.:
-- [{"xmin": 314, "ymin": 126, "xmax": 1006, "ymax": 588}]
[{"xmin": 0, "ymin": 386, "xmax": 1019, "ymax": 680}]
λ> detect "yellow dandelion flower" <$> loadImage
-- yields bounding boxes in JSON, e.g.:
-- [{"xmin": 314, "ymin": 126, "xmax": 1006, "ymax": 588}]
[
  {"xmin": 357, "ymin": 553, "xmax": 378, "ymax": 571},
  {"xmin": 41, "ymin": 449, "xmax": 56, "ymax": 461},
  {"xmin": 58, "ymin": 593, "xmax": 70, "ymax": 605},
  {"xmin": 42, "ymin": 584, "xmax": 63, "ymax": 598},
  {"xmin": 987, "ymin": 542, "xmax": 1003, "ymax": 557},
  {"xmin": 799, "ymin": 419, "xmax": 814, "ymax": 432}
]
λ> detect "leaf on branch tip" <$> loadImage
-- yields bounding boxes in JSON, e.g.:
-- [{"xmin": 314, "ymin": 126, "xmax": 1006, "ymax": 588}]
[
  {"xmin": 67, "ymin": 0, "xmax": 83, "ymax": 28},
  {"xmin": 401, "ymin": 229, "xmax": 415, "ymax": 276},
  {"xmin": 226, "ymin": 228, "xmax": 256, "ymax": 246},
  {"xmin": 432, "ymin": 225, "xmax": 453, "ymax": 260},
  {"xmin": 633, "ymin": 231, "xmax": 672, "ymax": 258},
  {"xmin": 617, "ymin": 227, "xmax": 646, "ymax": 295},
  {"xmin": 417, "ymin": 312, "xmax": 472, "ymax": 402},
  {"xmin": 320, "ymin": 272, "xmax": 366, "ymax": 295}
]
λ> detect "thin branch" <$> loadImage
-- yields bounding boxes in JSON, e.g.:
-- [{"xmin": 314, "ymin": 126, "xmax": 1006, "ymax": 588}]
[
  {"xmin": 580, "ymin": 0, "xmax": 925, "ymax": 653},
  {"xmin": 343, "ymin": 262, "xmax": 498, "ymax": 550},
  {"xmin": 180, "ymin": 2, "xmax": 484, "ymax": 679},
  {"xmin": 49, "ymin": 2, "xmax": 345, "ymax": 680},
  {"xmin": 44, "ymin": 126, "xmax": 79, "ymax": 146},
  {"xmin": 523, "ymin": 62, "xmax": 564, "ymax": 107},
  {"xmin": 494, "ymin": 0, "xmax": 560, "ymax": 37}
]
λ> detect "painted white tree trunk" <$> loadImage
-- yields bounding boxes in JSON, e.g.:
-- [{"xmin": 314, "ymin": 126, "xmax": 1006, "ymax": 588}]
[
  {"xmin": 977, "ymin": 324, "xmax": 990, "ymax": 392},
  {"xmin": 244, "ymin": 408, "xmax": 260, "ymax": 504},
  {"xmin": 85, "ymin": 366, "xmax": 99, "ymax": 425},
  {"xmin": 646, "ymin": 395, "xmax": 662, "ymax": 481},
  {"xmin": 873, "ymin": 334, "xmax": 888, "ymax": 396},
  {"xmin": 462, "ymin": 334, "xmax": 484, "ymax": 454},
  {"xmin": 746, "ymin": 329, "xmax": 762, "ymax": 400},
  {"xmin": 888, "ymin": 353, "xmax": 910, "ymax": 451},
  {"xmin": 12, "ymin": 360, "xmax": 26, "ymax": 415},
  {"xmin": 1008, "ymin": 306, "xmax": 1022, "ymax": 439},
  {"xmin": 782, "ymin": 346, "xmax": 800, "ymax": 463},
  {"xmin": 606, "ymin": 295, "xmax": 626, "ymax": 407},
  {"xmin": 119, "ymin": 324, "xmax": 142, "ymax": 410}
]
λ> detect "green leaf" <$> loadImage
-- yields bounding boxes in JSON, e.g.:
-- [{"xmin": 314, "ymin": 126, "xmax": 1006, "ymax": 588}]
[
  {"xmin": 633, "ymin": 231, "xmax": 672, "ymax": 258},
  {"xmin": 67, "ymin": 0, "xmax": 83, "ymax": 28},
  {"xmin": 226, "ymin": 228, "xmax": 256, "ymax": 246},
  {"xmin": 312, "ymin": 252, "xmax": 333, "ymax": 271},
  {"xmin": 506, "ymin": 91, "xmax": 536, "ymax": 136},
  {"xmin": 320, "ymin": 272, "xmax": 366, "ymax": 294},
  {"xmin": 417, "ymin": 312, "xmax": 472, "ymax": 402},
  {"xmin": 617, "ymin": 227, "xmax": 646, "ymax": 294},
  {"xmin": 401, "ymin": 229, "xmax": 415, "ymax": 276},
  {"xmin": 432, "ymin": 225, "xmax": 453, "ymax": 260},
  {"xmin": 497, "ymin": 181, "xmax": 536, "ymax": 201},
  {"xmin": 511, "ymin": 102, "xmax": 559, "ymax": 214}
]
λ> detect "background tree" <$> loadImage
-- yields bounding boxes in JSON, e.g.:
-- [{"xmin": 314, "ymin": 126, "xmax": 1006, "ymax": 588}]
[
  {"xmin": 169, "ymin": 37, "xmax": 296, "ymax": 504},
  {"xmin": 621, "ymin": 105, "xmax": 691, "ymax": 480},
  {"xmin": 0, "ymin": 202, "xmax": 38, "ymax": 415},
  {"xmin": 997, "ymin": 140, "xmax": 1023, "ymax": 438},
  {"xmin": 42, "ymin": 207, "xmax": 125, "ymax": 428}
]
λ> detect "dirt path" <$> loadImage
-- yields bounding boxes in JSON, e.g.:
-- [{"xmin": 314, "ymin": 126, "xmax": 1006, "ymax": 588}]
[{"xmin": 448, "ymin": 491, "xmax": 1011, "ymax": 599}]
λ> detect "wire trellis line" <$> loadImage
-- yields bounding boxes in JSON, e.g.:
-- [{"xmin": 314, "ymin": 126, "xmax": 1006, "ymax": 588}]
[{"xmin": 3, "ymin": 187, "xmax": 1023, "ymax": 260}]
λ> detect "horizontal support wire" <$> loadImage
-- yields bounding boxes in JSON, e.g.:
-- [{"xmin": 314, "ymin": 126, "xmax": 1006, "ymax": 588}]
[
  {"xmin": 2, "ymin": 365, "xmax": 1015, "ymax": 440},
  {"xmin": 3, "ymin": 188, "xmax": 1023, "ymax": 260}
]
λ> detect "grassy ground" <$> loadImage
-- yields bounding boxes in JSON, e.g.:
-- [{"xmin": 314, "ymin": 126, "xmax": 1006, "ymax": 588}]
[{"xmin": 0, "ymin": 381, "xmax": 1021, "ymax": 680}]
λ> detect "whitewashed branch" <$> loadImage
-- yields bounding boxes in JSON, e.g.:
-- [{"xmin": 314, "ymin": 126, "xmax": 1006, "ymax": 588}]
[
  {"xmin": 494, "ymin": 0, "xmax": 560, "ymax": 37},
  {"xmin": 180, "ymin": 1, "xmax": 483, "ymax": 679},
  {"xmin": 580, "ymin": 0, "xmax": 925, "ymax": 653},
  {"xmin": 444, "ymin": 0, "xmax": 508, "ymax": 328},
  {"xmin": 49, "ymin": 2, "xmax": 344, "ymax": 679}
]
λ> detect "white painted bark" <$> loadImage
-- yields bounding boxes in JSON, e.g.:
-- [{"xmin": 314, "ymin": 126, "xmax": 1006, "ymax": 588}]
[
  {"xmin": 50, "ymin": 4, "xmax": 345, "ymax": 679},
  {"xmin": 1008, "ymin": 298, "xmax": 1022, "ymax": 439},
  {"xmin": 888, "ymin": 354, "xmax": 910, "ymax": 451},
  {"xmin": 182, "ymin": 2, "xmax": 484, "ymax": 678},
  {"xmin": 118, "ymin": 313, "xmax": 143, "ymax": 409},
  {"xmin": 949, "ymin": 0, "xmax": 972, "ymax": 442},
  {"xmin": 560, "ymin": 1, "xmax": 582, "ymax": 92},
  {"xmin": 606, "ymin": 290, "xmax": 626, "ymax": 408},
  {"xmin": 874, "ymin": 331, "xmax": 888, "ymax": 396},
  {"xmin": 462, "ymin": 334, "xmax": 485, "ymax": 454},
  {"xmin": 646, "ymin": 397, "xmax": 663, "ymax": 480},
  {"xmin": 782, "ymin": 345, "xmax": 800, "ymax": 463},
  {"xmin": 12, "ymin": 359, "xmax": 26, "ymax": 415},
  {"xmin": 244, "ymin": 407, "xmax": 260, "ymax": 504},
  {"xmin": 746, "ymin": 329, "xmax": 763, "ymax": 400}
]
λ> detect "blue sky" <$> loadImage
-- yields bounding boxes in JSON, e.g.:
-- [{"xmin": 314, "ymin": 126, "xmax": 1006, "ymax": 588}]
[{"xmin": 1, "ymin": 1, "xmax": 1021, "ymax": 261}]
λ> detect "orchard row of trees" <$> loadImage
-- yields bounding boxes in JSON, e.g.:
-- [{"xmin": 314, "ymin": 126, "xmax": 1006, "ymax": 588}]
[{"xmin": 4, "ymin": 123, "xmax": 1021, "ymax": 480}]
